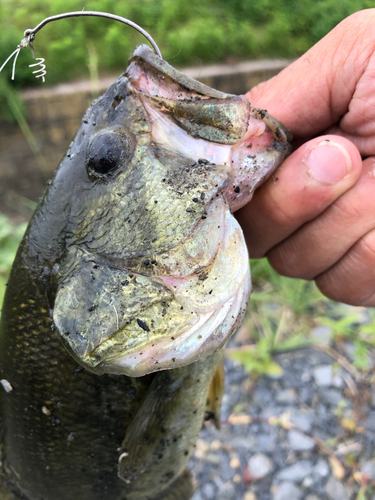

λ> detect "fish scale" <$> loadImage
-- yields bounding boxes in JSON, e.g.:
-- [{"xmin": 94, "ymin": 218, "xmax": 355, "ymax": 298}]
[{"xmin": 0, "ymin": 44, "xmax": 291, "ymax": 499}]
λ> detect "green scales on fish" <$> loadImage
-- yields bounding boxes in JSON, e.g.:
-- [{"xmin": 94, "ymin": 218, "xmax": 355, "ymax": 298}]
[{"xmin": 0, "ymin": 42, "xmax": 291, "ymax": 499}]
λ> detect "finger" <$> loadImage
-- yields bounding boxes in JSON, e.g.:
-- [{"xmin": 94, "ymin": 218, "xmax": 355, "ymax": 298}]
[
  {"xmin": 315, "ymin": 228, "xmax": 375, "ymax": 307},
  {"xmin": 236, "ymin": 135, "xmax": 362, "ymax": 258},
  {"xmin": 246, "ymin": 10, "xmax": 375, "ymax": 142},
  {"xmin": 267, "ymin": 157, "xmax": 375, "ymax": 280}
]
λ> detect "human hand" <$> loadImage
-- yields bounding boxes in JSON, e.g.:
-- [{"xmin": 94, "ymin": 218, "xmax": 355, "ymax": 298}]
[{"xmin": 236, "ymin": 9, "xmax": 375, "ymax": 306}]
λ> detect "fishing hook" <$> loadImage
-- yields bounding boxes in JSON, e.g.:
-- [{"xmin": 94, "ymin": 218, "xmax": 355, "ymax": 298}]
[{"xmin": 0, "ymin": 11, "xmax": 162, "ymax": 83}]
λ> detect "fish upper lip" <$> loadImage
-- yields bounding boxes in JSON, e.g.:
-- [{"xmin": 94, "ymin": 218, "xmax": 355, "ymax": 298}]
[{"xmin": 250, "ymin": 105, "xmax": 293, "ymax": 144}]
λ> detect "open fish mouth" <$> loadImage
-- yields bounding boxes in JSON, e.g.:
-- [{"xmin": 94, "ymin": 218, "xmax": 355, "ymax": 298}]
[{"xmin": 53, "ymin": 45, "xmax": 292, "ymax": 377}]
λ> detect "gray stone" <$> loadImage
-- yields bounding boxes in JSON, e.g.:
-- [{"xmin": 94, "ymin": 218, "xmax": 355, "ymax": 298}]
[
  {"xmin": 288, "ymin": 430, "xmax": 315, "ymax": 451},
  {"xmin": 305, "ymin": 496, "xmax": 320, "ymax": 500},
  {"xmin": 302, "ymin": 475, "xmax": 314, "ymax": 488},
  {"xmin": 301, "ymin": 372, "xmax": 311, "ymax": 383},
  {"xmin": 313, "ymin": 459, "xmax": 330, "ymax": 478},
  {"xmin": 275, "ymin": 389, "xmax": 297, "ymax": 404},
  {"xmin": 272, "ymin": 482, "xmax": 303, "ymax": 500},
  {"xmin": 277, "ymin": 460, "xmax": 313, "ymax": 481},
  {"xmin": 313, "ymin": 365, "xmax": 332, "ymax": 386},
  {"xmin": 313, "ymin": 365, "xmax": 343, "ymax": 387},
  {"xmin": 231, "ymin": 436, "xmax": 256, "ymax": 449},
  {"xmin": 365, "ymin": 412, "xmax": 375, "ymax": 432},
  {"xmin": 218, "ymin": 483, "xmax": 236, "ymax": 500},
  {"xmin": 192, "ymin": 492, "xmax": 204, "ymax": 500},
  {"xmin": 361, "ymin": 459, "xmax": 375, "ymax": 480},
  {"xmin": 202, "ymin": 482, "xmax": 216, "ymax": 500},
  {"xmin": 325, "ymin": 477, "xmax": 350, "ymax": 500},
  {"xmin": 319, "ymin": 389, "xmax": 343, "ymax": 406},
  {"xmin": 290, "ymin": 413, "xmax": 313, "ymax": 432},
  {"xmin": 310, "ymin": 325, "xmax": 332, "ymax": 345},
  {"xmin": 247, "ymin": 453, "xmax": 273, "ymax": 479}
]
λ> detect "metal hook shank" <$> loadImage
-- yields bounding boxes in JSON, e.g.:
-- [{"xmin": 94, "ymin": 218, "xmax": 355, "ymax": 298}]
[{"xmin": 24, "ymin": 11, "xmax": 162, "ymax": 58}]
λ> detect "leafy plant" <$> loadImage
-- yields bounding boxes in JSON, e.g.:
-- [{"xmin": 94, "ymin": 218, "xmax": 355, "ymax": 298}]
[{"xmin": 0, "ymin": 0, "xmax": 373, "ymax": 121}]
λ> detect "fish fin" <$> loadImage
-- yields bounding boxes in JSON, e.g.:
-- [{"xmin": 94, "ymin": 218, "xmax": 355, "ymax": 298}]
[
  {"xmin": 205, "ymin": 358, "xmax": 225, "ymax": 429},
  {"xmin": 118, "ymin": 351, "xmax": 223, "ymax": 498},
  {"xmin": 150, "ymin": 469, "xmax": 194, "ymax": 500}
]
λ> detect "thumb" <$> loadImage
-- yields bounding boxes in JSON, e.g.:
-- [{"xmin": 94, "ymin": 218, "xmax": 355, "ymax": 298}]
[{"xmin": 246, "ymin": 9, "xmax": 375, "ymax": 138}]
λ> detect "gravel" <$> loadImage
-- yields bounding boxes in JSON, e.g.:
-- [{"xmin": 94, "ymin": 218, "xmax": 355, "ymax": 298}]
[{"xmin": 189, "ymin": 331, "xmax": 375, "ymax": 500}]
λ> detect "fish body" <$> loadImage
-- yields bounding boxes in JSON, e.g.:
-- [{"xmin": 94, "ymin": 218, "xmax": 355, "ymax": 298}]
[{"xmin": 0, "ymin": 45, "xmax": 291, "ymax": 500}]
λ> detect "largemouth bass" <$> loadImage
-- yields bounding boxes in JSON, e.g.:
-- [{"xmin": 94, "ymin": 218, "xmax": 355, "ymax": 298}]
[{"xmin": 0, "ymin": 45, "xmax": 291, "ymax": 500}]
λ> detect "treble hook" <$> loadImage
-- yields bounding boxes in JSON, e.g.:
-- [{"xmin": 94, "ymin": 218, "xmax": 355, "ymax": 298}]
[{"xmin": 0, "ymin": 11, "xmax": 162, "ymax": 83}]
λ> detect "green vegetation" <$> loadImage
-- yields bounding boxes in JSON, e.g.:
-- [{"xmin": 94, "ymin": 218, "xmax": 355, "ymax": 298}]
[
  {"xmin": 227, "ymin": 258, "xmax": 375, "ymax": 377},
  {"xmin": 0, "ymin": 0, "xmax": 373, "ymax": 120}
]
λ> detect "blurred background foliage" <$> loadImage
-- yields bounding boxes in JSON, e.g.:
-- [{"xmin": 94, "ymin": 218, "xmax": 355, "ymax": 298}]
[
  {"xmin": 0, "ymin": 0, "xmax": 374, "ymax": 95},
  {"xmin": 1, "ymin": 0, "xmax": 375, "ymax": 375}
]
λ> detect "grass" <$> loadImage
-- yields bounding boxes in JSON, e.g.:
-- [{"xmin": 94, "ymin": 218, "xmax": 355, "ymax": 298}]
[
  {"xmin": 228, "ymin": 258, "xmax": 375, "ymax": 378},
  {"xmin": 0, "ymin": 0, "xmax": 374, "ymax": 122}
]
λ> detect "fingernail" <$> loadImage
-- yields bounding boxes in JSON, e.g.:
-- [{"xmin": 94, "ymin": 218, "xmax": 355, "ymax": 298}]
[{"xmin": 304, "ymin": 140, "xmax": 352, "ymax": 184}]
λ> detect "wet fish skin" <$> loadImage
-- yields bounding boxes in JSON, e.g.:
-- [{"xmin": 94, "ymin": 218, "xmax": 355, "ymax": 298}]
[{"xmin": 0, "ymin": 44, "xmax": 291, "ymax": 500}]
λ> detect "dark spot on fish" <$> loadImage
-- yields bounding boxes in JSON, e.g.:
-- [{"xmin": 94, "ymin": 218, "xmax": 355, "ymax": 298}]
[
  {"xmin": 151, "ymin": 260, "xmax": 157, "ymax": 265},
  {"xmin": 172, "ymin": 358, "xmax": 176, "ymax": 362},
  {"xmin": 121, "ymin": 280, "xmax": 129, "ymax": 286},
  {"xmin": 247, "ymin": 142, "xmax": 253, "ymax": 148},
  {"xmin": 186, "ymin": 208, "xmax": 193, "ymax": 213},
  {"xmin": 143, "ymin": 259, "xmax": 150, "ymax": 266},
  {"xmin": 198, "ymin": 158, "xmax": 209, "ymax": 164},
  {"xmin": 184, "ymin": 450, "xmax": 189, "ymax": 455},
  {"xmin": 201, "ymin": 216, "xmax": 207, "ymax": 220},
  {"xmin": 204, "ymin": 411, "xmax": 215, "ymax": 421},
  {"xmin": 136, "ymin": 319, "xmax": 150, "ymax": 332},
  {"xmin": 171, "ymin": 337, "xmax": 175, "ymax": 340},
  {"xmin": 234, "ymin": 186, "xmax": 240, "ymax": 193},
  {"xmin": 192, "ymin": 197, "xmax": 199, "ymax": 202},
  {"xmin": 154, "ymin": 200, "xmax": 158, "ymax": 204},
  {"xmin": 200, "ymin": 193, "xmax": 205, "ymax": 200},
  {"xmin": 112, "ymin": 95, "xmax": 123, "ymax": 109}
]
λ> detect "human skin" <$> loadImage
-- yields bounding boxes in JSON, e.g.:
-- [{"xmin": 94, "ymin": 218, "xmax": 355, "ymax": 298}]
[{"xmin": 236, "ymin": 9, "xmax": 375, "ymax": 307}]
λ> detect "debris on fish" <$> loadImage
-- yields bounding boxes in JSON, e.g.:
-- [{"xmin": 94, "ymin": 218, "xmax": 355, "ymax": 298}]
[{"xmin": 0, "ymin": 44, "xmax": 291, "ymax": 500}]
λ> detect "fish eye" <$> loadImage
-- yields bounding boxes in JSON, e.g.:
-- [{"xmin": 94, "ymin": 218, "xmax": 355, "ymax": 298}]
[{"xmin": 87, "ymin": 132, "xmax": 129, "ymax": 176}]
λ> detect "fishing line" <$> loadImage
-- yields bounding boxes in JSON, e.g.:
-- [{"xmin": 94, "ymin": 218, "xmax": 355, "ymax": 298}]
[{"xmin": 0, "ymin": 11, "xmax": 162, "ymax": 83}]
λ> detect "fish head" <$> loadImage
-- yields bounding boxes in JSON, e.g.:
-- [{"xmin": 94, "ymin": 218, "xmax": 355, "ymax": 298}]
[{"xmin": 50, "ymin": 45, "xmax": 292, "ymax": 376}]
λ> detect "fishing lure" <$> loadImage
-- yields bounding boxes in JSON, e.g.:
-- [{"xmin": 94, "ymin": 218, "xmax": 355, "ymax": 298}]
[{"xmin": 0, "ymin": 11, "xmax": 162, "ymax": 82}]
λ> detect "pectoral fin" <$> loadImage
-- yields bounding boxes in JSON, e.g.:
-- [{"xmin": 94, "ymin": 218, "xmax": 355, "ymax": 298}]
[
  {"xmin": 118, "ymin": 349, "xmax": 224, "ymax": 498},
  {"xmin": 205, "ymin": 358, "xmax": 225, "ymax": 429},
  {"xmin": 151, "ymin": 469, "xmax": 194, "ymax": 500}
]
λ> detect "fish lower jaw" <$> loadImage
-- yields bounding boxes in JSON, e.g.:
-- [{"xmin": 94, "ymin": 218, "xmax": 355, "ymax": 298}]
[{"xmin": 102, "ymin": 267, "xmax": 250, "ymax": 377}]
